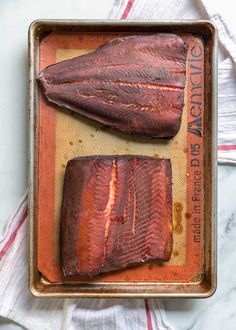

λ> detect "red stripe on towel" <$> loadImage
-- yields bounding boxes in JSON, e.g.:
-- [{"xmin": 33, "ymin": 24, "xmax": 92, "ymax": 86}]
[
  {"xmin": 218, "ymin": 144, "xmax": 236, "ymax": 151},
  {"xmin": 121, "ymin": 0, "xmax": 135, "ymax": 19},
  {"xmin": 144, "ymin": 299, "xmax": 153, "ymax": 330},
  {"xmin": 2, "ymin": 197, "xmax": 26, "ymax": 239},
  {"xmin": 0, "ymin": 207, "xmax": 27, "ymax": 260}
]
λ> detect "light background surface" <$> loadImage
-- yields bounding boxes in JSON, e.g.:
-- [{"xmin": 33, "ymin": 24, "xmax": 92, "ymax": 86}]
[{"xmin": 0, "ymin": 0, "xmax": 236, "ymax": 329}]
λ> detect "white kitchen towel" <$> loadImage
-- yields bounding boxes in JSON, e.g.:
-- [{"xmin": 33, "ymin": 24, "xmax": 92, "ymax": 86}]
[
  {"xmin": 0, "ymin": 193, "xmax": 173, "ymax": 330},
  {"xmin": 110, "ymin": 0, "xmax": 236, "ymax": 164}
]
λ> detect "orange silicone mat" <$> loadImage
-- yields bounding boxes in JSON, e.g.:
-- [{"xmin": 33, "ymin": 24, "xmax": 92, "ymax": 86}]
[{"xmin": 37, "ymin": 32, "xmax": 204, "ymax": 283}]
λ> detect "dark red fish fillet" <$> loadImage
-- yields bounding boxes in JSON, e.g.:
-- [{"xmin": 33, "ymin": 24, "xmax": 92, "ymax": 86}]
[
  {"xmin": 61, "ymin": 155, "xmax": 173, "ymax": 277},
  {"xmin": 39, "ymin": 34, "xmax": 188, "ymax": 138}
]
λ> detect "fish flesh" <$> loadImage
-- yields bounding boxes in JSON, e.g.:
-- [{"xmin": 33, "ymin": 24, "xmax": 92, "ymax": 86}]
[
  {"xmin": 61, "ymin": 155, "xmax": 173, "ymax": 277},
  {"xmin": 39, "ymin": 34, "xmax": 188, "ymax": 138}
]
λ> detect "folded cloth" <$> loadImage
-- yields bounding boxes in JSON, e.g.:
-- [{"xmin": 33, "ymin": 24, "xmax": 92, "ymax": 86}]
[
  {"xmin": 110, "ymin": 0, "xmax": 236, "ymax": 164},
  {"xmin": 0, "ymin": 192, "xmax": 173, "ymax": 330}
]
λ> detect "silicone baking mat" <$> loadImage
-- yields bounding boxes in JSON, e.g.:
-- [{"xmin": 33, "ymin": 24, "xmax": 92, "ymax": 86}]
[{"xmin": 37, "ymin": 32, "xmax": 204, "ymax": 283}]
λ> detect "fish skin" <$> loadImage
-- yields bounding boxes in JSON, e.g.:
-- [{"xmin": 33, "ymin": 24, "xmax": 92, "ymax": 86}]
[
  {"xmin": 39, "ymin": 34, "xmax": 188, "ymax": 138},
  {"xmin": 61, "ymin": 155, "xmax": 173, "ymax": 277}
]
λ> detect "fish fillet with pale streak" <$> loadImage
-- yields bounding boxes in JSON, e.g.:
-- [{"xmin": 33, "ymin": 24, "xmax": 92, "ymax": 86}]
[{"xmin": 61, "ymin": 155, "xmax": 173, "ymax": 277}]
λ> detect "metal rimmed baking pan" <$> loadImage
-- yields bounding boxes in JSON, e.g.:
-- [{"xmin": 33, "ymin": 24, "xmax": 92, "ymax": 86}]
[{"xmin": 28, "ymin": 20, "xmax": 217, "ymax": 298}]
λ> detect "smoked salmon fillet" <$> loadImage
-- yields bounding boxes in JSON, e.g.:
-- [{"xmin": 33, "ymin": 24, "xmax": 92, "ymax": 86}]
[
  {"xmin": 39, "ymin": 34, "xmax": 188, "ymax": 138},
  {"xmin": 61, "ymin": 155, "xmax": 173, "ymax": 277}
]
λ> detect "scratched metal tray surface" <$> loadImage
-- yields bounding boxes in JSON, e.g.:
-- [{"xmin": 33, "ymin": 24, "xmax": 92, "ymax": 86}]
[{"xmin": 28, "ymin": 20, "xmax": 217, "ymax": 298}]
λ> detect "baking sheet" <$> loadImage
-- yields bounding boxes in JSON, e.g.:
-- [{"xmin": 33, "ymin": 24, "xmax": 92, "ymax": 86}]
[{"xmin": 29, "ymin": 20, "xmax": 217, "ymax": 297}]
